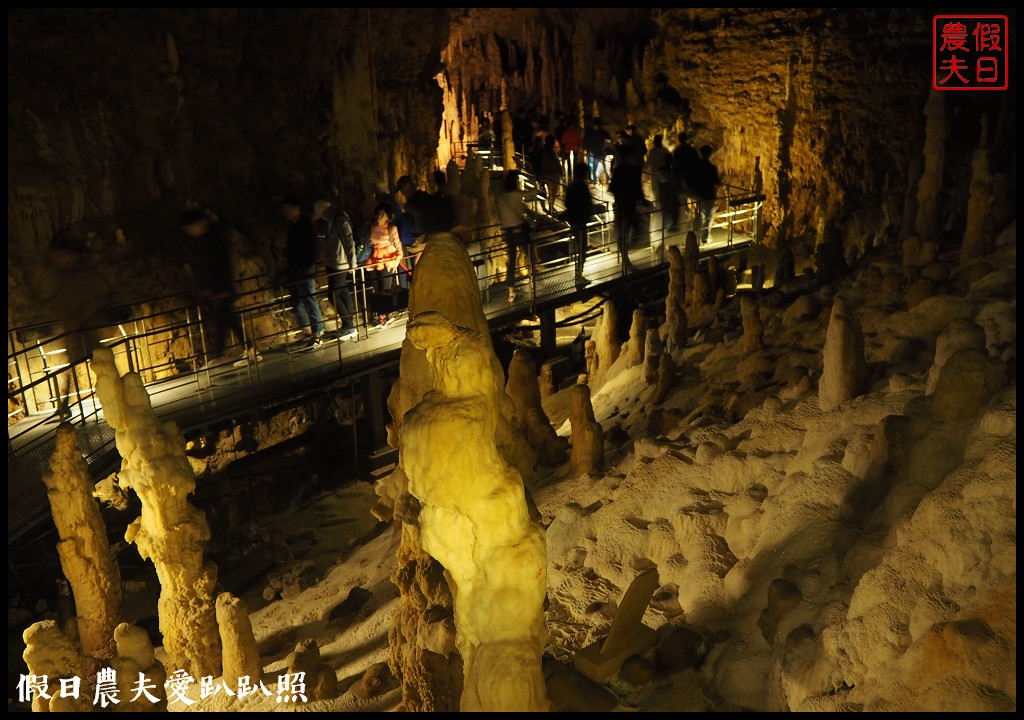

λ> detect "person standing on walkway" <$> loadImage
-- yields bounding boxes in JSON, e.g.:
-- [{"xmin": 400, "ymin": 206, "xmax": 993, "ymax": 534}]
[
  {"xmin": 312, "ymin": 198, "xmax": 358, "ymax": 341},
  {"xmin": 691, "ymin": 145, "xmax": 721, "ymax": 245},
  {"xmin": 608, "ymin": 145, "xmax": 645, "ymax": 273},
  {"xmin": 281, "ymin": 196, "xmax": 324, "ymax": 349},
  {"xmin": 583, "ymin": 117, "xmax": 611, "ymax": 185},
  {"xmin": 672, "ymin": 131, "xmax": 701, "ymax": 227},
  {"xmin": 563, "ymin": 162, "xmax": 595, "ymax": 289},
  {"xmin": 495, "ymin": 169, "xmax": 532, "ymax": 301},
  {"xmin": 645, "ymin": 134, "xmax": 677, "ymax": 233},
  {"xmin": 180, "ymin": 208, "xmax": 260, "ymax": 365}
]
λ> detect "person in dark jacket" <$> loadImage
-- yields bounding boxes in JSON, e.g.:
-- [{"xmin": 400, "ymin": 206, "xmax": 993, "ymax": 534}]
[
  {"xmin": 180, "ymin": 208, "xmax": 259, "ymax": 364},
  {"xmin": 312, "ymin": 198, "xmax": 358, "ymax": 341},
  {"xmin": 563, "ymin": 162, "xmax": 595, "ymax": 288},
  {"xmin": 583, "ymin": 117, "xmax": 612, "ymax": 185},
  {"xmin": 280, "ymin": 196, "xmax": 324, "ymax": 348},
  {"xmin": 691, "ymin": 145, "xmax": 721, "ymax": 245},
  {"xmin": 608, "ymin": 145, "xmax": 645, "ymax": 273}
]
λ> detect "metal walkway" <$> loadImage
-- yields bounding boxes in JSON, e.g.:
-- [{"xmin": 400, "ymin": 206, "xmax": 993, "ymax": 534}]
[{"xmin": 8, "ymin": 179, "xmax": 761, "ymax": 547}]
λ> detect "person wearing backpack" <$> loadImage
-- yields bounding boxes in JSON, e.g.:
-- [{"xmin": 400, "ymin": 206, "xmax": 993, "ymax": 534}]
[{"xmin": 313, "ymin": 198, "xmax": 358, "ymax": 341}]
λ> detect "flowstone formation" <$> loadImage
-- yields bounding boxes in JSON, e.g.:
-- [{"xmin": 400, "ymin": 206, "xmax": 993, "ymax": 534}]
[
  {"xmin": 401, "ymin": 312, "xmax": 549, "ymax": 712},
  {"xmin": 91, "ymin": 346, "xmax": 221, "ymax": 679},
  {"xmin": 42, "ymin": 422, "xmax": 122, "ymax": 660}
]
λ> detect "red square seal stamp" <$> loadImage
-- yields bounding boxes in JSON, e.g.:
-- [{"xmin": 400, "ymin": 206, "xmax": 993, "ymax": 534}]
[{"xmin": 933, "ymin": 15, "xmax": 1009, "ymax": 90}]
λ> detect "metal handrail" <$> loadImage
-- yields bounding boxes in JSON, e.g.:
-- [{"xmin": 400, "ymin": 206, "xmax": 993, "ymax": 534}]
[{"xmin": 8, "ymin": 171, "xmax": 761, "ymax": 462}]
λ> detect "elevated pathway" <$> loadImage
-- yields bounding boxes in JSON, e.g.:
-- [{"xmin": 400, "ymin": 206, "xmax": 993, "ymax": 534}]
[{"xmin": 8, "ymin": 178, "xmax": 760, "ymax": 547}]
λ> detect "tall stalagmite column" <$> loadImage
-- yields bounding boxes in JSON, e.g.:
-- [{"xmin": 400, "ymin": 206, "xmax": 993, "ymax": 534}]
[
  {"xmin": 42, "ymin": 422, "xmax": 122, "ymax": 660},
  {"xmin": 914, "ymin": 90, "xmax": 948, "ymax": 242},
  {"xmin": 377, "ymin": 233, "xmax": 537, "ymax": 711},
  {"xmin": 402, "ymin": 312, "xmax": 550, "ymax": 712},
  {"xmin": 960, "ymin": 116, "xmax": 996, "ymax": 264},
  {"xmin": 92, "ymin": 347, "xmax": 221, "ymax": 679}
]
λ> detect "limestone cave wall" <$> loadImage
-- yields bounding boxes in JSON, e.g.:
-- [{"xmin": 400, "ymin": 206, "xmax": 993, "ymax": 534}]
[{"xmin": 7, "ymin": 8, "xmax": 1015, "ymax": 331}]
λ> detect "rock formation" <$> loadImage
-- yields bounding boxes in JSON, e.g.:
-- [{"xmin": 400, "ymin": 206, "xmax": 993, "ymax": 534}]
[
  {"xmin": 643, "ymin": 328, "xmax": 662, "ymax": 387},
  {"xmin": 22, "ymin": 620, "xmax": 98, "ymax": 712},
  {"xmin": 960, "ymin": 116, "xmax": 996, "ymax": 264},
  {"xmin": 665, "ymin": 245, "xmax": 688, "ymax": 353},
  {"xmin": 505, "ymin": 349, "xmax": 568, "ymax": 467},
  {"xmin": 402, "ymin": 311, "xmax": 549, "ymax": 712},
  {"xmin": 111, "ymin": 622, "xmax": 167, "ymax": 711},
  {"xmin": 740, "ymin": 295, "xmax": 765, "ymax": 353},
  {"xmin": 622, "ymin": 309, "xmax": 648, "ymax": 368},
  {"xmin": 569, "ymin": 383, "xmax": 605, "ymax": 477},
  {"xmin": 377, "ymin": 234, "xmax": 538, "ymax": 711},
  {"xmin": 216, "ymin": 592, "xmax": 262, "ymax": 694},
  {"xmin": 285, "ymin": 639, "xmax": 338, "ymax": 701},
  {"xmin": 41, "ymin": 422, "xmax": 122, "ymax": 659},
  {"xmin": 91, "ymin": 346, "xmax": 221, "ymax": 679},
  {"xmin": 590, "ymin": 300, "xmax": 621, "ymax": 391},
  {"xmin": 818, "ymin": 296, "xmax": 866, "ymax": 412},
  {"xmin": 915, "ymin": 90, "xmax": 947, "ymax": 242}
]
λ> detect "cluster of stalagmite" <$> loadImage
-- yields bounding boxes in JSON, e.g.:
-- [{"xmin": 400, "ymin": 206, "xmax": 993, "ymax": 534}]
[
  {"xmin": 41, "ymin": 422, "xmax": 122, "ymax": 660},
  {"xmin": 91, "ymin": 346, "xmax": 222, "ymax": 680}
]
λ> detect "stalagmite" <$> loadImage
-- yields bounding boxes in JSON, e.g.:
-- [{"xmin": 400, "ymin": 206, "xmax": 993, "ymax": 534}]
[
  {"xmin": 91, "ymin": 346, "xmax": 221, "ymax": 679},
  {"xmin": 643, "ymin": 328, "xmax": 662, "ymax": 387},
  {"xmin": 569, "ymin": 383, "xmax": 604, "ymax": 477},
  {"xmin": 538, "ymin": 360, "xmax": 556, "ymax": 398},
  {"xmin": 960, "ymin": 116, "xmax": 996, "ymax": 264},
  {"xmin": 378, "ymin": 234, "xmax": 536, "ymax": 711},
  {"xmin": 506, "ymin": 349, "xmax": 568, "ymax": 467},
  {"xmin": 591, "ymin": 300, "xmax": 620, "ymax": 391},
  {"xmin": 22, "ymin": 620, "xmax": 98, "ymax": 712},
  {"xmin": 925, "ymin": 319, "xmax": 989, "ymax": 395},
  {"xmin": 41, "ymin": 422, "xmax": 122, "ymax": 660},
  {"xmin": 285, "ymin": 639, "xmax": 337, "ymax": 701},
  {"xmin": 665, "ymin": 245, "xmax": 688, "ymax": 353},
  {"xmin": 914, "ymin": 90, "xmax": 948, "ymax": 242},
  {"xmin": 683, "ymin": 231, "xmax": 699, "ymax": 306},
  {"xmin": 622, "ymin": 310, "xmax": 647, "ymax": 368},
  {"xmin": 401, "ymin": 311, "xmax": 549, "ymax": 712},
  {"xmin": 654, "ymin": 352, "xmax": 678, "ymax": 406},
  {"xmin": 216, "ymin": 592, "xmax": 262, "ymax": 695},
  {"xmin": 111, "ymin": 622, "xmax": 167, "ymax": 711},
  {"xmin": 740, "ymin": 296, "xmax": 765, "ymax": 352},
  {"xmin": 818, "ymin": 296, "xmax": 866, "ymax": 412}
]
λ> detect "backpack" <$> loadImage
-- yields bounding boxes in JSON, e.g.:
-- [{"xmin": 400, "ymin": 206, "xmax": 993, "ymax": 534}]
[{"xmin": 352, "ymin": 217, "xmax": 372, "ymax": 265}]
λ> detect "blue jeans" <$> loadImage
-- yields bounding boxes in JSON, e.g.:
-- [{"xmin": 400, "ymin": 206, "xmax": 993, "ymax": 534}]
[{"xmin": 289, "ymin": 277, "xmax": 324, "ymax": 337}]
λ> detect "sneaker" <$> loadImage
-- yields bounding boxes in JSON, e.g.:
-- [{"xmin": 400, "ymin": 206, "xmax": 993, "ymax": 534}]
[
  {"xmin": 575, "ymin": 276, "xmax": 592, "ymax": 289},
  {"xmin": 338, "ymin": 327, "xmax": 358, "ymax": 341},
  {"xmin": 305, "ymin": 335, "xmax": 324, "ymax": 350},
  {"xmin": 233, "ymin": 348, "xmax": 263, "ymax": 367}
]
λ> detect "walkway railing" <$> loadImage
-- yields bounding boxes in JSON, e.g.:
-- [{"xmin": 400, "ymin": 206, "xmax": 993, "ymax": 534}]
[{"xmin": 7, "ymin": 172, "xmax": 761, "ymax": 465}]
